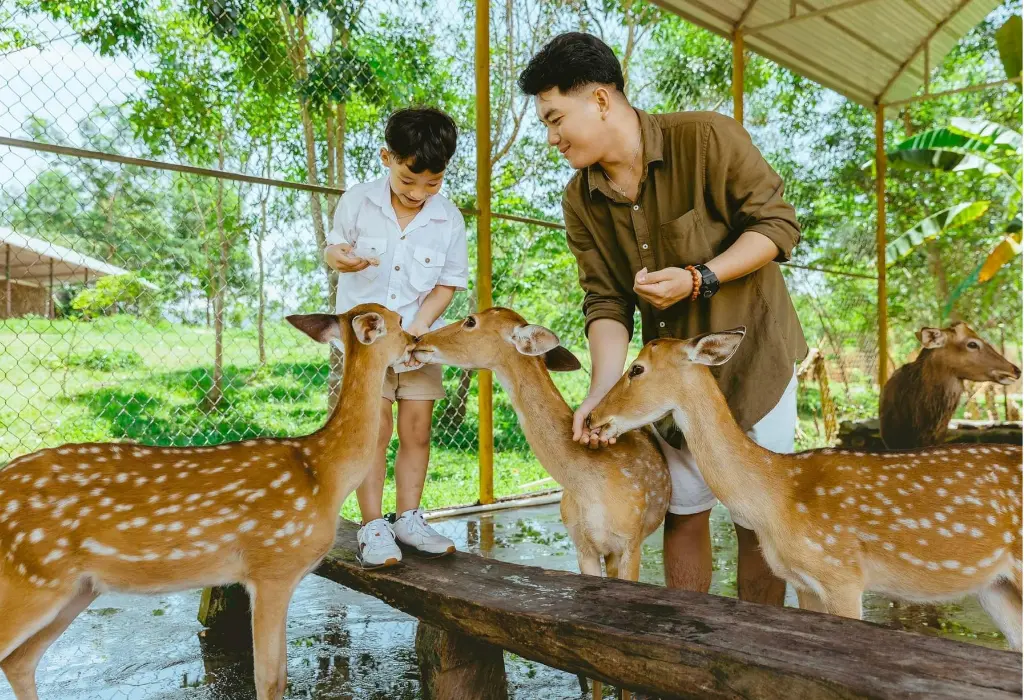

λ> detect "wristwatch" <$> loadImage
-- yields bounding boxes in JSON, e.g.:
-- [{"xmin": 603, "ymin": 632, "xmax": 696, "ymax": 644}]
[{"xmin": 693, "ymin": 263, "xmax": 720, "ymax": 299}]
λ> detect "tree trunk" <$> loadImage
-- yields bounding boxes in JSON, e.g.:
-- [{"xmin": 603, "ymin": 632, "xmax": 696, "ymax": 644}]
[
  {"xmin": 207, "ymin": 133, "xmax": 227, "ymax": 409},
  {"xmin": 442, "ymin": 369, "xmax": 472, "ymax": 429},
  {"xmin": 257, "ymin": 139, "xmax": 271, "ymax": 368},
  {"xmin": 927, "ymin": 241, "xmax": 956, "ymax": 321}
]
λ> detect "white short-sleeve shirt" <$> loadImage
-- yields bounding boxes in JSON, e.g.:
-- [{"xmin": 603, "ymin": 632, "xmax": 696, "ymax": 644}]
[{"xmin": 327, "ymin": 176, "xmax": 469, "ymax": 332}]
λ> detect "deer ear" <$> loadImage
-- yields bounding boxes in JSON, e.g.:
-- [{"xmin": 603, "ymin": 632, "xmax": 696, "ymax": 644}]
[
  {"xmin": 287, "ymin": 314, "xmax": 341, "ymax": 344},
  {"xmin": 917, "ymin": 327, "xmax": 946, "ymax": 349},
  {"xmin": 510, "ymin": 324, "xmax": 560, "ymax": 356},
  {"xmin": 352, "ymin": 312, "xmax": 387, "ymax": 345},
  {"xmin": 543, "ymin": 346, "xmax": 582, "ymax": 372},
  {"xmin": 682, "ymin": 327, "xmax": 745, "ymax": 366}
]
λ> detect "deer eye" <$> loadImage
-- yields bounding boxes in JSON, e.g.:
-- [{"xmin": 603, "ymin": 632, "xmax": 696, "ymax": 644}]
[
  {"xmin": 628, "ymin": 364, "xmax": 645, "ymax": 378},
  {"xmin": 463, "ymin": 316, "xmax": 477, "ymax": 329},
  {"xmin": 966, "ymin": 340, "xmax": 981, "ymax": 351}
]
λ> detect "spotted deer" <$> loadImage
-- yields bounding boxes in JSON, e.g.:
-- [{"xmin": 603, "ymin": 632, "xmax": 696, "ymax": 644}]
[
  {"xmin": 881, "ymin": 322, "xmax": 1021, "ymax": 449},
  {"xmin": 415, "ymin": 308, "xmax": 671, "ymax": 700},
  {"xmin": 0, "ymin": 304, "xmax": 414, "ymax": 699},
  {"xmin": 587, "ymin": 328, "xmax": 1022, "ymax": 650}
]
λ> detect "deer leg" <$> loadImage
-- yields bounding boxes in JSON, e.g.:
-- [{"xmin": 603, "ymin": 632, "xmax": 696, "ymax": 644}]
[
  {"xmin": 604, "ymin": 552, "xmax": 620, "ymax": 579},
  {"xmin": 249, "ymin": 576, "xmax": 301, "ymax": 700},
  {"xmin": 796, "ymin": 588, "xmax": 826, "ymax": 613},
  {"xmin": 821, "ymin": 585, "xmax": 863, "ymax": 619},
  {"xmin": 1, "ymin": 585, "xmax": 97, "ymax": 700},
  {"xmin": 978, "ymin": 578, "xmax": 1022, "ymax": 651}
]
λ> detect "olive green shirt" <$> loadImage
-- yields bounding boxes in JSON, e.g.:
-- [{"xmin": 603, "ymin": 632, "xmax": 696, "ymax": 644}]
[{"xmin": 562, "ymin": 109, "xmax": 808, "ymax": 433}]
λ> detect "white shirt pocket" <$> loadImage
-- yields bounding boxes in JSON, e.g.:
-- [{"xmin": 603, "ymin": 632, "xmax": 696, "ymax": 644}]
[
  {"xmin": 408, "ymin": 246, "xmax": 447, "ymax": 293},
  {"xmin": 352, "ymin": 236, "xmax": 388, "ymax": 282}
]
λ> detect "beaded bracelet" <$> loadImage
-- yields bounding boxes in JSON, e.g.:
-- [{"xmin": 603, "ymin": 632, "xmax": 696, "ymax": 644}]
[{"xmin": 684, "ymin": 265, "xmax": 701, "ymax": 302}]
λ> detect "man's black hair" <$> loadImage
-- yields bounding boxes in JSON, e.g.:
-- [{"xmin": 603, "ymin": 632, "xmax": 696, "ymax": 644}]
[
  {"xmin": 518, "ymin": 32, "xmax": 625, "ymax": 96},
  {"xmin": 385, "ymin": 108, "xmax": 458, "ymax": 174}
]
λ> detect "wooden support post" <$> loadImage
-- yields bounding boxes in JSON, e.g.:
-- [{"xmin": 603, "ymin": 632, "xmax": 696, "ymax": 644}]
[
  {"xmin": 732, "ymin": 29, "xmax": 744, "ymax": 123},
  {"xmin": 197, "ymin": 583, "xmax": 252, "ymax": 638},
  {"xmin": 476, "ymin": 0, "xmax": 494, "ymax": 505},
  {"xmin": 875, "ymin": 104, "xmax": 888, "ymax": 389},
  {"xmin": 415, "ymin": 622, "xmax": 508, "ymax": 700}
]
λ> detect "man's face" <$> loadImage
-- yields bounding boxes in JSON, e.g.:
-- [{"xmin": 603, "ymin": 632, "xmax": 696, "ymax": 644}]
[
  {"xmin": 534, "ymin": 86, "xmax": 608, "ymax": 170},
  {"xmin": 381, "ymin": 150, "xmax": 444, "ymax": 210}
]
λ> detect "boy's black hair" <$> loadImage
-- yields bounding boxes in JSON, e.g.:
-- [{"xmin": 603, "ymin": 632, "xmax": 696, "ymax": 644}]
[
  {"xmin": 385, "ymin": 107, "xmax": 458, "ymax": 174},
  {"xmin": 518, "ymin": 32, "xmax": 625, "ymax": 96}
]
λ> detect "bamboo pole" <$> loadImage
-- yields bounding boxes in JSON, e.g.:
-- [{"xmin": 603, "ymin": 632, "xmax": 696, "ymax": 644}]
[
  {"xmin": 5, "ymin": 247, "xmax": 10, "ymax": 319},
  {"xmin": 476, "ymin": 0, "xmax": 494, "ymax": 505},
  {"xmin": 733, "ymin": 30, "xmax": 744, "ymax": 123},
  {"xmin": 875, "ymin": 104, "xmax": 888, "ymax": 389}
]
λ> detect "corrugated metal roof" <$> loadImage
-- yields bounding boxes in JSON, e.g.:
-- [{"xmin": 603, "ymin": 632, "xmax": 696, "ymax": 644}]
[
  {"xmin": 650, "ymin": 0, "xmax": 1002, "ymax": 112},
  {"xmin": 0, "ymin": 227, "xmax": 156, "ymax": 289}
]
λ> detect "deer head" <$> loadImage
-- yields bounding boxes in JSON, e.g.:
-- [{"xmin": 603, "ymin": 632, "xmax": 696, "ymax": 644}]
[
  {"xmin": 917, "ymin": 322, "xmax": 1021, "ymax": 385},
  {"xmin": 412, "ymin": 307, "xmax": 581, "ymax": 373},
  {"xmin": 286, "ymin": 303, "xmax": 414, "ymax": 368},
  {"xmin": 588, "ymin": 328, "xmax": 746, "ymax": 440}
]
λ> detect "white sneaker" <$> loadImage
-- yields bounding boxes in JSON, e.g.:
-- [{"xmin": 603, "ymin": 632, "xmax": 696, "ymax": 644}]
[
  {"xmin": 392, "ymin": 508, "xmax": 456, "ymax": 558},
  {"xmin": 356, "ymin": 518, "xmax": 402, "ymax": 569}
]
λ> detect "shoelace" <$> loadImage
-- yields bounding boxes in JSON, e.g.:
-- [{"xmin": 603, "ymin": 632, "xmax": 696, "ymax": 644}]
[
  {"xmin": 364, "ymin": 520, "xmax": 391, "ymax": 541},
  {"xmin": 406, "ymin": 509, "xmax": 434, "ymax": 537}
]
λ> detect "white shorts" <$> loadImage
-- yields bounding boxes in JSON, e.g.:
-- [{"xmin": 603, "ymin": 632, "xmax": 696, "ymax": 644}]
[{"xmin": 654, "ymin": 370, "xmax": 798, "ymax": 529}]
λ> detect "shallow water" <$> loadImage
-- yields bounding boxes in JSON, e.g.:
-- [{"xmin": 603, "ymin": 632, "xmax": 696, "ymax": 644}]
[{"xmin": 1, "ymin": 503, "xmax": 1007, "ymax": 700}]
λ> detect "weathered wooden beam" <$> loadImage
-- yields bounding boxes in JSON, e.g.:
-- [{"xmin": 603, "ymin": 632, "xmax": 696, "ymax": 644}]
[
  {"xmin": 315, "ymin": 520, "xmax": 1021, "ymax": 700},
  {"xmin": 839, "ymin": 418, "xmax": 1023, "ymax": 450},
  {"xmin": 415, "ymin": 622, "xmax": 508, "ymax": 700}
]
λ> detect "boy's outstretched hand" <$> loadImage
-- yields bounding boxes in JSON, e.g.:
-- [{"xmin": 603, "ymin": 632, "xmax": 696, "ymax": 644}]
[{"xmin": 325, "ymin": 242, "xmax": 376, "ymax": 273}]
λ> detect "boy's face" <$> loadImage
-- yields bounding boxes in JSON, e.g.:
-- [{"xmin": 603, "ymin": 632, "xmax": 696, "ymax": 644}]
[
  {"xmin": 535, "ymin": 85, "xmax": 610, "ymax": 170},
  {"xmin": 381, "ymin": 150, "xmax": 444, "ymax": 210}
]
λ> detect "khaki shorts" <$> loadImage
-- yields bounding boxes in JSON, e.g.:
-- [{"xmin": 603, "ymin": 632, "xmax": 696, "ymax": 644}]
[{"xmin": 382, "ymin": 364, "xmax": 445, "ymax": 402}]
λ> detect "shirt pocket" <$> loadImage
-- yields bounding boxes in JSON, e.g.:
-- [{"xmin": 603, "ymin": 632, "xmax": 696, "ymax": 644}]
[
  {"xmin": 353, "ymin": 236, "xmax": 388, "ymax": 282},
  {"xmin": 659, "ymin": 210, "xmax": 714, "ymax": 267},
  {"xmin": 407, "ymin": 246, "xmax": 447, "ymax": 293}
]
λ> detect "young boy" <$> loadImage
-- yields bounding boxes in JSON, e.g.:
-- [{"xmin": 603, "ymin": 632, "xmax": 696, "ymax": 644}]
[{"xmin": 324, "ymin": 107, "xmax": 468, "ymax": 568}]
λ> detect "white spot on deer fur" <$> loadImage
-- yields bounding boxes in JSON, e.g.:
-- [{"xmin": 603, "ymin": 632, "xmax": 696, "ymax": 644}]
[
  {"xmin": 28, "ymin": 528, "xmax": 44, "ymax": 544},
  {"xmin": 238, "ymin": 520, "xmax": 257, "ymax": 532},
  {"xmin": 969, "ymin": 527, "xmax": 983, "ymax": 538},
  {"xmin": 294, "ymin": 497, "xmax": 307, "ymax": 511},
  {"xmin": 5, "ymin": 500, "xmax": 19, "ymax": 514},
  {"xmin": 883, "ymin": 542, "xmax": 895, "ymax": 551},
  {"xmin": 796, "ymin": 503, "xmax": 808, "ymax": 513},
  {"xmin": 919, "ymin": 519, "xmax": 931, "ymax": 529},
  {"xmin": 221, "ymin": 533, "xmax": 237, "ymax": 543},
  {"xmin": 272, "ymin": 510, "xmax": 284, "ymax": 519},
  {"xmin": 187, "ymin": 527, "xmax": 203, "ymax": 537},
  {"xmin": 828, "ymin": 486, "xmax": 844, "ymax": 495},
  {"xmin": 167, "ymin": 522, "xmax": 183, "ymax": 532},
  {"xmin": 82, "ymin": 538, "xmax": 118, "ymax": 556},
  {"xmin": 1004, "ymin": 531, "xmax": 1014, "ymax": 543},
  {"xmin": 962, "ymin": 566, "xmax": 978, "ymax": 575},
  {"xmin": 244, "ymin": 490, "xmax": 266, "ymax": 503}
]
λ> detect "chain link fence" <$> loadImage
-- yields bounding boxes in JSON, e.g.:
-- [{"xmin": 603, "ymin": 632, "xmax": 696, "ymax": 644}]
[{"xmin": 2, "ymin": 0, "xmax": 1019, "ymax": 697}]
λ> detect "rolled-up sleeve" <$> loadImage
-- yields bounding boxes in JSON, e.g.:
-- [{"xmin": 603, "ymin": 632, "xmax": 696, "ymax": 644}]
[
  {"xmin": 563, "ymin": 197, "xmax": 635, "ymax": 339},
  {"xmin": 704, "ymin": 114, "xmax": 800, "ymax": 262}
]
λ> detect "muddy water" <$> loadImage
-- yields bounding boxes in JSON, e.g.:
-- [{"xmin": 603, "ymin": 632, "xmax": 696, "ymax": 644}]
[{"xmin": 1, "ymin": 503, "xmax": 1007, "ymax": 700}]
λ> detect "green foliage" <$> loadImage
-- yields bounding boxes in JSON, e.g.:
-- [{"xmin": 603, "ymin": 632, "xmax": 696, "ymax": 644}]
[
  {"xmin": 61, "ymin": 349, "xmax": 145, "ymax": 371},
  {"xmin": 70, "ymin": 273, "xmax": 157, "ymax": 320}
]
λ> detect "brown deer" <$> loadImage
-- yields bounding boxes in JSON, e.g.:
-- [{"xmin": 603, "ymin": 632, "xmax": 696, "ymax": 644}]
[
  {"xmin": 0, "ymin": 304, "xmax": 415, "ymax": 700},
  {"xmin": 414, "ymin": 308, "xmax": 671, "ymax": 700},
  {"xmin": 880, "ymin": 322, "xmax": 1021, "ymax": 449},
  {"xmin": 587, "ymin": 328, "xmax": 1022, "ymax": 651}
]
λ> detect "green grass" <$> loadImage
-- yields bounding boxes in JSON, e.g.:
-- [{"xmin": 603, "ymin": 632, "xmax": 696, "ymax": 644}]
[
  {"xmin": 0, "ymin": 315, "xmax": 879, "ymax": 518},
  {"xmin": 0, "ymin": 315, "xmax": 553, "ymax": 517}
]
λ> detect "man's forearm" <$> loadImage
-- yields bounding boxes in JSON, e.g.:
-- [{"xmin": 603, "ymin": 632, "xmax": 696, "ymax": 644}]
[
  {"xmin": 587, "ymin": 318, "xmax": 630, "ymax": 397},
  {"xmin": 705, "ymin": 230, "xmax": 779, "ymax": 284}
]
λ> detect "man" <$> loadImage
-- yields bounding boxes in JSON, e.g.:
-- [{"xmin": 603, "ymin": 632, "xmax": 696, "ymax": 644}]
[{"xmin": 518, "ymin": 32, "xmax": 808, "ymax": 604}]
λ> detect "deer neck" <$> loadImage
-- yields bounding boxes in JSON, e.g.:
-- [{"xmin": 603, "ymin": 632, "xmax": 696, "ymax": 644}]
[
  {"xmin": 493, "ymin": 358, "xmax": 582, "ymax": 489},
  {"xmin": 667, "ymin": 368, "xmax": 790, "ymax": 532},
  {"xmin": 304, "ymin": 348, "xmax": 390, "ymax": 514},
  {"xmin": 917, "ymin": 353, "xmax": 965, "ymax": 430}
]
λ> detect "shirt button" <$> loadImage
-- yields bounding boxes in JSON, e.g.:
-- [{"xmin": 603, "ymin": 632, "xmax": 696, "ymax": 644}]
[
  {"xmin": 394, "ymin": 265, "xmax": 400, "ymax": 271},
  {"xmin": 633, "ymin": 205, "xmax": 639, "ymax": 211},
  {"xmin": 659, "ymin": 321, "xmax": 666, "ymax": 328},
  {"xmin": 425, "ymin": 257, "xmax": 431, "ymax": 263},
  {"xmin": 391, "ymin": 294, "xmax": 396, "ymax": 300},
  {"xmin": 642, "ymin": 243, "xmax": 649, "ymax": 250}
]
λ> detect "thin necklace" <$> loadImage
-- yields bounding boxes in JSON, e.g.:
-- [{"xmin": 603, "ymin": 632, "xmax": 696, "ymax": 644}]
[{"xmin": 606, "ymin": 128, "xmax": 642, "ymax": 201}]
